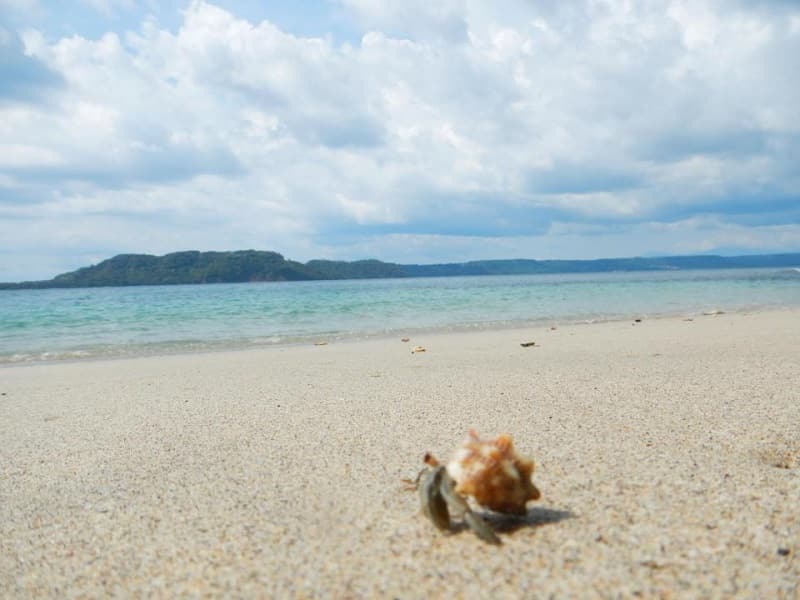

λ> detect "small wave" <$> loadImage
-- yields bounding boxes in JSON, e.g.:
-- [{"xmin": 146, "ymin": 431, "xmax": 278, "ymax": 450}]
[
  {"xmin": 247, "ymin": 336, "xmax": 284, "ymax": 345},
  {"xmin": 775, "ymin": 268, "xmax": 800, "ymax": 279},
  {"xmin": 0, "ymin": 349, "xmax": 94, "ymax": 364},
  {"xmin": 731, "ymin": 268, "xmax": 800, "ymax": 282},
  {"xmin": 3, "ymin": 353, "xmax": 34, "ymax": 364}
]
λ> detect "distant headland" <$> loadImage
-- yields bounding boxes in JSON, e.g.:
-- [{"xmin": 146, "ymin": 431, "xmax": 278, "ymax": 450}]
[{"xmin": 1, "ymin": 250, "xmax": 799, "ymax": 290}]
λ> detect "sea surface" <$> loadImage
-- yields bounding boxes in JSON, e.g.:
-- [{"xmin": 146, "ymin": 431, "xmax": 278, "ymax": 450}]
[{"xmin": 1, "ymin": 267, "xmax": 799, "ymax": 364}]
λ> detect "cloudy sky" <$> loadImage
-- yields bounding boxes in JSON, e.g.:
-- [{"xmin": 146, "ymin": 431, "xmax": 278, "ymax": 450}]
[{"xmin": 1, "ymin": 0, "xmax": 799, "ymax": 280}]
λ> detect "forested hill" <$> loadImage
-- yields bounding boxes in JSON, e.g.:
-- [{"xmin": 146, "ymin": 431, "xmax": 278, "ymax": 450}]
[
  {"xmin": 0, "ymin": 251, "xmax": 406, "ymax": 289},
  {"xmin": 2, "ymin": 250, "xmax": 799, "ymax": 289}
]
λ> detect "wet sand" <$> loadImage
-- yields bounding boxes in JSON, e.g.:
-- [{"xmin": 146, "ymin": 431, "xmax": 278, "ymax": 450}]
[{"xmin": 1, "ymin": 310, "xmax": 798, "ymax": 597}]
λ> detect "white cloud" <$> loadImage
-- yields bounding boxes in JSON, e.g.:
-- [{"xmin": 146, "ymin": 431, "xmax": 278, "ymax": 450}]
[
  {"xmin": 0, "ymin": 0, "xmax": 799, "ymax": 279},
  {"xmin": 0, "ymin": 144, "xmax": 64, "ymax": 168}
]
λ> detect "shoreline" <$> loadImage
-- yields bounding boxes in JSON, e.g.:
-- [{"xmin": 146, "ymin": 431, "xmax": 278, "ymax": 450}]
[{"xmin": 2, "ymin": 302, "xmax": 797, "ymax": 367}]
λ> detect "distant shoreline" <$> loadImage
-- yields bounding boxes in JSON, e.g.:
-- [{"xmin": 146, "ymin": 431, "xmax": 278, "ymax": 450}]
[
  {"xmin": 2, "ymin": 249, "xmax": 799, "ymax": 290},
  {"xmin": 3, "ymin": 267, "xmax": 799, "ymax": 365},
  {"xmin": 3, "ymin": 304, "xmax": 797, "ymax": 367}
]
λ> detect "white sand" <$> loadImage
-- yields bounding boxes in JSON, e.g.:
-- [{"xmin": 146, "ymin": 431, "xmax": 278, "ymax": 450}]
[{"xmin": 1, "ymin": 310, "xmax": 798, "ymax": 597}]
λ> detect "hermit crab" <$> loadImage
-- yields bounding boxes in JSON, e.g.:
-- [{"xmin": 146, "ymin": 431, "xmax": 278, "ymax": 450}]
[
  {"xmin": 410, "ymin": 430, "xmax": 541, "ymax": 544},
  {"xmin": 414, "ymin": 452, "xmax": 502, "ymax": 544}
]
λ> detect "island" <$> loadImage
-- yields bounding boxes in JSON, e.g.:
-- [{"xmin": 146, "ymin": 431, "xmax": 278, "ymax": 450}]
[{"xmin": 1, "ymin": 250, "xmax": 799, "ymax": 289}]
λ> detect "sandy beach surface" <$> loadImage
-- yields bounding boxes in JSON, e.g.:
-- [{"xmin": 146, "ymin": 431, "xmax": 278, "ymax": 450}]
[{"xmin": 1, "ymin": 310, "xmax": 798, "ymax": 598}]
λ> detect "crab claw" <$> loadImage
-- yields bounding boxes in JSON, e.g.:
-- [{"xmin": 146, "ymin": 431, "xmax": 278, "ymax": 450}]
[{"xmin": 419, "ymin": 466, "xmax": 450, "ymax": 531}]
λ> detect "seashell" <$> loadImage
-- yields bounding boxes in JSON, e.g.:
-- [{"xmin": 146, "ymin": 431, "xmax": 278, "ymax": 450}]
[
  {"xmin": 446, "ymin": 430, "xmax": 540, "ymax": 515},
  {"xmin": 412, "ymin": 346, "xmax": 426, "ymax": 353}
]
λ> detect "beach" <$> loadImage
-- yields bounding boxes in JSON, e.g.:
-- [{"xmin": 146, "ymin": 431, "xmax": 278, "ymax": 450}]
[{"xmin": 1, "ymin": 310, "xmax": 798, "ymax": 597}]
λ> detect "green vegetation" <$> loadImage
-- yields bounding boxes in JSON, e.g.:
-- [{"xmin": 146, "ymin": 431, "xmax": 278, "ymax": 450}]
[
  {"xmin": 52, "ymin": 251, "xmax": 310, "ymax": 286},
  {"xmin": 1, "ymin": 250, "xmax": 799, "ymax": 289},
  {"xmin": 305, "ymin": 259, "xmax": 406, "ymax": 280}
]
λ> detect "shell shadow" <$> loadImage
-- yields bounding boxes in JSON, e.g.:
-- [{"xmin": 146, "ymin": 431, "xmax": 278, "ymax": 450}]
[
  {"xmin": 448, "ymin": 505, "xmax": 575, "ymax": 539},
  {"xmin": 482, "ymin": 505, "xmax": 576, "ymax": 534}
]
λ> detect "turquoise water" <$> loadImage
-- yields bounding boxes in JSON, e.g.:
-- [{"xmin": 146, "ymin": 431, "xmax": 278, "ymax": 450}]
[{"xmin": 1, "ymin": 268, "xmax": 799, "ymax": 363}]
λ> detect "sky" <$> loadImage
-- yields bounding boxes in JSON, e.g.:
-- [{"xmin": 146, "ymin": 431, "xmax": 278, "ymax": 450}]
[{"xmin": 1, "ymin": 0, "xmax": 799, "ymax": 281}]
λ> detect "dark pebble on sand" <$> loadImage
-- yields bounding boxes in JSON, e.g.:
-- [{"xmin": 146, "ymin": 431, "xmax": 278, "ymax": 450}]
[{"xmin": 777, "ymin": 547, "xmax": 791, "ymax": 556}]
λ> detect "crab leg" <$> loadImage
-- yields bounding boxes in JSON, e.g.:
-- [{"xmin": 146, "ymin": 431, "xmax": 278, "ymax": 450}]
[
  {"xmin": 462, "ymin": 510, "xmax": 501, "ymax": 545},
  {"xmin": 440, "ymin": 470, "xmax": 501, "ymax": 545}
]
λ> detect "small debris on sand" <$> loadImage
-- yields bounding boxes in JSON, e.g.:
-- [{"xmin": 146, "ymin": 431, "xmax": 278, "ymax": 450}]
[
  {"xmin": 314, "ymin": 341, "xmax": 328, "ymax": 346},
  {"xmin": 401, "ymin": 337, "xmax": 410, "ymax": 342},
  {"xmin": 412, "ymin": 346, "xmax": 426, "ymax": 354},
  {"xmin": 757, "ymin": 439, "xmax": 798, "ymax": 469},
  {"xmin": 634, "ymin": 319, "xmax": 642, "ymax": 323},
  {"xmin": 520, "ymin": 341, "xmax": 537, "ymax": 348},
  {"xmin": 703, "ymin": 310, "xmax": 725, "ymax": 316}
]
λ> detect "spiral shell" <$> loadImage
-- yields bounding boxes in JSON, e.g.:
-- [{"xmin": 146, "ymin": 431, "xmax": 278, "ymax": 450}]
[{"xmin": 446, "ymin": 430, "xmax": 540, "ymax": 515}]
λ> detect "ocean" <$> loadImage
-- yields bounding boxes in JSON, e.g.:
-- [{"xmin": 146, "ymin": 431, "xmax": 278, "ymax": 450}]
[{"xmin": 1, "ymin": 267, "xmax": 799, "ymax": 364}]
